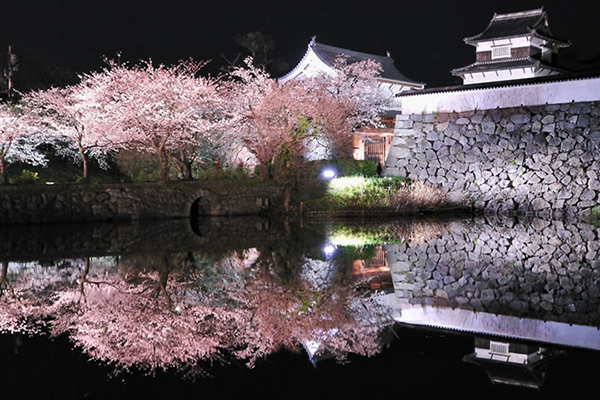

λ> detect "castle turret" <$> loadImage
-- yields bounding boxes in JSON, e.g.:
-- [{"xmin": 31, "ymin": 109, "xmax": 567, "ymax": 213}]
[{"xmin": 452, "ymin": 8, "xmax": 570, "ymax": 85}]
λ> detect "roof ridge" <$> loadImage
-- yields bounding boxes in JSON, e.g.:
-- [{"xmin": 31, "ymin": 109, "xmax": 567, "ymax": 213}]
[
  {"xmin": 469, "ymin": 56, "xmax": 536, "ymax": 66},
  {"xmin": 492, "ymin": 7, "xmax": 545, "ymax": 20},
  {"xmin": 398, "ymin": 73, "xmax": 600, "ymax": 97},
  {"xmin": 313, "ymin": 41, "xmax": 390, "ymax": 61}
]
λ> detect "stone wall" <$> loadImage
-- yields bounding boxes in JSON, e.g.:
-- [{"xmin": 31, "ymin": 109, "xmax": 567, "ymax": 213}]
[
  {"xmin": 384, "ymin": 101, "xmax": 600, "ymax": 216},
  {"xmin": 385, "ymin": 217, "xmax": 600, "ymax": 326},
  {"xmin": 0, "ymin": 181, "xmax": 284, "ymax": 225}
]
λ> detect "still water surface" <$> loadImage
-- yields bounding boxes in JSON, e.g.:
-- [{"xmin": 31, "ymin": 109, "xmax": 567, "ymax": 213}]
[{"xmin": 1, "ymin": 215, "xmax": 598, "ymax": 399}]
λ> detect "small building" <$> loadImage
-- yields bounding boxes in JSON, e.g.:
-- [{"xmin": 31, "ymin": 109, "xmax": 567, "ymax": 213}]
[
  {"xmin": 452, "ymin": 8, "xmax": 571, "ymax": 85},
  {"xmin": 279, "ymin": 37, "xmax": 424, "ymax": 168}
]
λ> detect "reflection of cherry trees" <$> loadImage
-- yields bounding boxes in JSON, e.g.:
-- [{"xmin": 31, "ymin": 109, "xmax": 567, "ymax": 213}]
[
  {"xmin": 242, "ymin": 249, "xmax": 391, "ymax": 364},
  {"xmin": 44, "ymin": 252, "xmax": 258, "ymax": 374},
  {"xmin": 0, "ymin": 261, "xmax": 46, "ymax": 335},
  {"xmin": 0, "ymin": 247, "xmax": 394, "ymax": 376},
  {"xmin": 50, "ymin": 269, "xmax": 250, "ymax": 374}
]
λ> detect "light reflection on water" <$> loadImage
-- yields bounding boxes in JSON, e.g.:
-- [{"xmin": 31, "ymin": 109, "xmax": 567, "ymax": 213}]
[{"xmin": 0, "ymin": 215, "xmax": 599, "ymax": 395}]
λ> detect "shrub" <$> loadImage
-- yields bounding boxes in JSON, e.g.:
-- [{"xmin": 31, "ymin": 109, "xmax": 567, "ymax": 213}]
[
  {"xmin": 195, "ymin": 168, "xmax": 253, "ymax": 181},
  {"xmin": 337, "ymin": 159, "xmax": 378, "ymax": 177},
  {"xmin": 114, "ymin": 151, "xmax": 160, "ymax": 182},
  {"xmin": 306, "ymin": 159, "xmax": 379, "ymax": 178},
  {"xmin": 13, "ymin": 169, "xmax": 39, "ymax": 184},
  {"xmin": 336, "ymin": 245, "xmax": 377, "ymax": 261},
  {"xmin": 308, "ymin": 176, "xmax": 451, "ymax": 211}
]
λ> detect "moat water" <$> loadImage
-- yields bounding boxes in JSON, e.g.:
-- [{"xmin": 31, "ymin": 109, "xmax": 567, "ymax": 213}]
[{"xmin": 1, "ymin": 215, "xmax": 598, "ymax": 399}]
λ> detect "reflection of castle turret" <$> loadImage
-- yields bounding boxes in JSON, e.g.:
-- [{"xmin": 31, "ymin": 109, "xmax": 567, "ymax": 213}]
[{"xmin": 463, "ymin": 337, "xmax": 566, "ymax": 389}]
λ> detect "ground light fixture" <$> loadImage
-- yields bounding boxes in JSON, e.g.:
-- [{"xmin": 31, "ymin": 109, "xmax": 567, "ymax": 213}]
[
  {"xmin": 321, "ymin": 168, "xmax": 336, "ymax": 179},
  {"xmin": 323, "ymin": 244, "xmax": 336, "ymax": 259}
]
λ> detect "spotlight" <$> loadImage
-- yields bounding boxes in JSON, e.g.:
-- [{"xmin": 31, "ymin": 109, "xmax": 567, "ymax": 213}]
[
  {"xmin": 323, "ymin": 244, "xmax": 335, "ymax": 258},
  {"xmin": 322, "ymin": 168, "xmax": 336, "ymax": 179}
]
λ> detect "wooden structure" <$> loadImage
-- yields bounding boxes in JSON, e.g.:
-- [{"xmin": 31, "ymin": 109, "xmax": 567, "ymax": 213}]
[
  {"xmin": 352, "ymin": 115, "xmax": 394, "ymax": 170},
  {"xmin": 352, "ymin": 245, "xmax": 393, "ymax": 291}
]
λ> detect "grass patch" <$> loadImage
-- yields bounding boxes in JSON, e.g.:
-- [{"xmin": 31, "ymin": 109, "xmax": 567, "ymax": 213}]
[
  {"xmin": 323, "ymin": 219, "xmax": 451, "ymax": 260},
  {"xmin": 327, "ymin": 219, "xmax": 448, "ymax": 246},
  {"xmin": 307, "ymin": 176, "xmax": 454, "ymax": 213}
]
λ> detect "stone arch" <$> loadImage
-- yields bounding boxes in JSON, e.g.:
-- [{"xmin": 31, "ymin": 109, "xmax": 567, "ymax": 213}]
[{"xmin": 190, "ymin": 196, "xmax": 213, "ymax": 236}]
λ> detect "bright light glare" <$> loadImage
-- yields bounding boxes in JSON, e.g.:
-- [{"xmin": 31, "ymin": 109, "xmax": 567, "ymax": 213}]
[
  {"xmin": 323, "ymin": 244, "xmax": 336, "ymax": 257},
  {"xmin": 322, "ymin": 168, "xmax": 336, "ymax": 179}
]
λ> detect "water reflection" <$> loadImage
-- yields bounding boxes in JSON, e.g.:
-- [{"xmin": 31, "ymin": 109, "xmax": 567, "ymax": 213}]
[
  {"xmin": 1, "ymin": 215, "xmax": 599, "ymax": 388},
  {"xmin": 463, "ymin": 336, "xmax": 566, "ymax": 389}
]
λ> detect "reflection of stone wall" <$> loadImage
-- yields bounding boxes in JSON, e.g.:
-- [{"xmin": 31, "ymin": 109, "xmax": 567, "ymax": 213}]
[
  {"xmin": 0, "ymin": 181, "xmax": 284, "ymax": 224},
  {"xmin": 0, "ymin": 217, "xmax": 288, "ymax": 262},
  {"xmin": 385, "ymin": 102, "xmax": 600, "ymax": 216},
  {"xmin": 385, "ymin": 217, "xmax": 600, "ymax": 326}
]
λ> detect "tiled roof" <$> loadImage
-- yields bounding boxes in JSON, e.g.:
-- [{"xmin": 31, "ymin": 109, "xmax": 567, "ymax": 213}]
[
  {"xmin": 464, "ymin": 8, "xmax": 569, "ymax": 46},
  {"xmin": 397, "ymin": 72, "xmax": 600, "ymax": 97},
  {"xmin": 451, "ymin": 57, "xmax": 567, "ymax": 76},
  {"xmin": 310, "ymin": 41, "xmax": 421, "ymax": 85}
]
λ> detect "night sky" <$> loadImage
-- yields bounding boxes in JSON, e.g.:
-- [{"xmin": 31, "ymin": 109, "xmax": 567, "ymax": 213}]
[{"xmin": 1, "ymin": 0, "xmax": 599, "ymax": 88}]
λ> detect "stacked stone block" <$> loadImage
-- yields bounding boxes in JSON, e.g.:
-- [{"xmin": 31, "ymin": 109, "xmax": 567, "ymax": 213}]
[
  {"xmin": 385, "ymin": 102, "xmax": 600, "ymax": 216},
  {"xmin": 386, "ymin": 217, "xmax": 600, "ymax": 326},
  {"xmin": 0, "ymin": 181, "xmax": 284, "ymax": 224}
]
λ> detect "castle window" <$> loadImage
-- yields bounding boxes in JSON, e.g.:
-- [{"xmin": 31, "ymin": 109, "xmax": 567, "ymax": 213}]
[{"xmin": 492, "ymin": 46, "xmax": 511, "ymax": 59}]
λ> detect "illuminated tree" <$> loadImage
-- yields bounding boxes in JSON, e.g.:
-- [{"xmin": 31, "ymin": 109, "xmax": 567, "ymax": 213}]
[
  {"xmin": 94, "ymin": 60, "xmax": 226, "ymax": 182},
  {"xmin": 225, "ymin": 57, "xmax": 388, "ymax": 179},
  {"xmin": 25, "ymin": 75, "xmax": 122, "ymax": 181},
  {"xmin": 300, "ymin": 56, "xmax": 389, "ymax": 158},
  {"xmin": 0, "ymin": 105, "xmax": 47, "ymax": 184}
]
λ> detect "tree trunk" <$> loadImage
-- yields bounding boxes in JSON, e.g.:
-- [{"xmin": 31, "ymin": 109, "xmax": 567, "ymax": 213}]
[
  {"xmin": 283, "ymin": 187, "xmax": 291, "ymax": 212},
  {"xmin": 77, "ymin": 145, "xmax": 89, "ymax": 183},
  {"xmin": 0, "ymin": 157, "xmax": 7, "ymax": 185},
  {"xmin": 181, "ymin": 161, "xmax": 192, "ymax": 180},
  {"xmin": 81, "ymin": 156, "xmax": 89, "ymax": 182},
  {"xmin": 77, "ymin": 258, "xmax": 91, "ymax": 301},
  {"xmin": 172, "ymin": 156, "xmax": 192, "ymax": 180},
  {"xmin": 158, "ymin": 149, "xmax": 169, "ymax": 183},
  {"xmin": 0, "ymin": 260, "xmax": 13, "ymax": 297},
  {"xmin": 0, "ymin": 261, "xmax": 7, "ymax": 286},
  {"xmin": 259, "ymin": 163, "xmax": 270, "ymax": 182}
]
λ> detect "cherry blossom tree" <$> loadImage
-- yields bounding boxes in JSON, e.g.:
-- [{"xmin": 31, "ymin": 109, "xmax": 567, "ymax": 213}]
[
  {"xmin": 0, "ymin": 105, "xmax": 48, "ymax": 184},
  {"xmin": 296, "ymin": 56, "xmax": 389, "ymax": 159},
  {"xmin": 225, "ymin": 59, "xmax": 326, "ymax": 180},
  {"xmin": 94, "ymin": 60, "xmax": 226, "ymax": 182},
  {"xmin": 225, "ymin": 57, "xmax": 389, "ymax": 179},
  {"xmin": 25, "ymin": 76, "xmax": 122, "ymax": 182}
]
